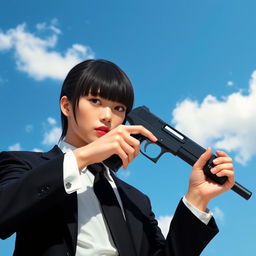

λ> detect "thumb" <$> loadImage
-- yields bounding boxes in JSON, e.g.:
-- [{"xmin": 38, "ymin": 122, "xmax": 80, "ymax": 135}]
[{"xmin": 194, "ymin": 147, "xmax": 212, "ymax": 169}]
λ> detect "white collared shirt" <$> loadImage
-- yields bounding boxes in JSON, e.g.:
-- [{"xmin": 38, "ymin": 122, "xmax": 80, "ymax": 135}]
[
  {"xmin": 59, "ymin": 140, "xmax": 120, "ymax": 256},
  {"xmin": 58, "ymin": 141, "xmax": 212, "ymax": 256}
]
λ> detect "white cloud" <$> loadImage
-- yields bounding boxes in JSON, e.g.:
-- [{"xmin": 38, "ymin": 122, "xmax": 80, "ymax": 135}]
[
  {"xmin": 212, "ymin": 206, "xmax": 224, "ymax": 222},
  {"xmin": 36, "ymin": 19, "xmax": 61, "ymax": 35},
  {"xmin": 157, "ymin": 215, "xmax": 173, "ymax": 238},
  {"xmin": 172, "ymin": 71, "xmax": 256, "ymax": 165},
  {"xmin": 47, "ymin": 117, "xmax": 57, "ymax": 125},
  {"xmin": 8, "ymin": 143, "xmax": 22, "ymax": 151},
  {"xmin": 227, "ymin": 80, "xmax": 234, "ymax": 86},
  {"xmin": 33, "ymin": 148, "xmax": 43, "ymax": 152},
  {"xmin": 0, "ymin": 20, "xmax": 95, "ymax": 81},
  {"xmin": 0, "ymin": 32, "xmax": 13, "ymax": 50},
  {"xmin": 42, "ymin": 126, "xmax": 61, "ymax": 146},
  {"xmin": 42, "ymin": 117, "xmax": 61, "ymax": 146}
]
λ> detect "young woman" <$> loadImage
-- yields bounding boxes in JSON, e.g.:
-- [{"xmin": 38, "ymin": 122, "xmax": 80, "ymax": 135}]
[{"xmin": 0, "ymin": 59, "xmax": 234, "ymax": 256}]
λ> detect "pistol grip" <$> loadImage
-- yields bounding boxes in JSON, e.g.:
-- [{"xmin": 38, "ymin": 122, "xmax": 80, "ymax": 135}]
[
  {"xmin": 103, "ymin": 134, "xmax": 146, "ymax": 172},
  {"xmin": 203, "ymin": 155, "xmax": 227, "ymax": 185},
  {"xmin": 103, "ymin": 154, "xmax": 122, "ymax": 172}
]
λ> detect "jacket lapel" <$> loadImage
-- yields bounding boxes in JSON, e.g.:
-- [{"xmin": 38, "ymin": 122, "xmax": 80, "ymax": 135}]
[
  {"xmin": 62, "ymin": 192, "xmax": 78, "ymax": 255},
  {"xmin": 42, "ymin": 145, "xmax": 78, "ymax": 255},
  {"xmin": 111, "ymin": 174, "xmax": 143, "ymax": 256}
]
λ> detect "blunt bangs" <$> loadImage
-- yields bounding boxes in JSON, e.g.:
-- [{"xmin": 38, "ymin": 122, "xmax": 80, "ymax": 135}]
[{"xmin": 73, "ymin": 60, "xmax": 134, "ymax": 113}]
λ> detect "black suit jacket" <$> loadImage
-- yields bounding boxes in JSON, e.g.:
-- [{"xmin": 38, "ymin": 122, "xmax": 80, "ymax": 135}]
[{"xmin": 0, "ymin": 146, "xmax": 218, "ymax": 256}]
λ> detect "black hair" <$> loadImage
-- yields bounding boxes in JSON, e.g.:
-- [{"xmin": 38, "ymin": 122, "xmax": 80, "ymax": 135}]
[{"xmin": 59, "ymin": 59, "xmax": 134, "ymax": 140}]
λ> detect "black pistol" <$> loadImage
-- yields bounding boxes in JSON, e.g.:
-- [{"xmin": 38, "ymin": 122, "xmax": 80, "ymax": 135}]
[{"xmin": 104, "ymin": 106, "xmax": 252, "ymax": 200}]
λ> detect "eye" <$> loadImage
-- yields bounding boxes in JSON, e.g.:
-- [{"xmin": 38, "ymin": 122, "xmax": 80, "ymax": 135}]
[
  {"xmin": 115, "ymin": 105, "xmax": 126, "ymax": 112},
  {"xmin": 89, "ymin": 98, "xmax": 101, "ymax": 105}
]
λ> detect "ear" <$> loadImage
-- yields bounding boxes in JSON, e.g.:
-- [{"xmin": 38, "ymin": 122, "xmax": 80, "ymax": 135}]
[{"xmin": 60, "ymin": 96, "xmax": 72, "ymax": 117}]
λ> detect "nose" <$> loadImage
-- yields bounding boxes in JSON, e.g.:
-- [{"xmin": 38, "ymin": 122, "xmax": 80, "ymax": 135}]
[{"xmin": 100, "ymin": 107, "xmax": 112, "ymax": 123}]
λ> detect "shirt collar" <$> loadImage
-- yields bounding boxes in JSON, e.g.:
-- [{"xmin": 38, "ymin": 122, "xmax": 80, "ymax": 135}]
[
  {"xmin": 58, "ymin": 140, "xmax": 76, "ymax": 153},
  {"xmin": 58, "ymin": 140, "xmax": 114, "ymax": 182}
]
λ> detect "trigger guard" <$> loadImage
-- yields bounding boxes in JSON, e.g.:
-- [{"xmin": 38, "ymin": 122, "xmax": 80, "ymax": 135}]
[
  {"xmin": 143, "ymin": 140, "xmax": 152, "ymax": 152},
  {"xmin": 140, "ymin": 141, "xmax": 166, "ymax": 163}
]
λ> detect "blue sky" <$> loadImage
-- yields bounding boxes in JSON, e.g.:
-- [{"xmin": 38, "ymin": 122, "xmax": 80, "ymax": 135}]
[{"xmin": 1, "ymin": 0, "xmax": 256, "ymax": 255}]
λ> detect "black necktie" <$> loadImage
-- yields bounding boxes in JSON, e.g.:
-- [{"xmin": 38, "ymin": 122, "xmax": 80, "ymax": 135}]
[{"xmin": 88, "ymin": 163, "xmax": 137, "ymax": 256}]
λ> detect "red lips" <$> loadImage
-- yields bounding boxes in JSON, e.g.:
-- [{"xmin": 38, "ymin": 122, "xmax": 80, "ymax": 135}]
[{"xmin": 95, "ymin": 126, "xmax": 110, "ymax": 135}]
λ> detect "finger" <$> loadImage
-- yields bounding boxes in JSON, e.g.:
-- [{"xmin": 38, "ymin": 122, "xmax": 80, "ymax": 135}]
[
  {"xmin": 119, "ymin": 138, "xmax": 138, "ymax": 164},
  {"xmin": 211, "ymin": 163, "xmax": 234, "ymax": 174},
  {"xmin": 215, "ymin": 150, "xmax": 229, "ymax": 157},
  {"xmin": 114, "ymin": 144, "xmax": 130, "ymax": 170},
  {"xmin": 214, "ymin": 169, "xmax": 235, "ymax": 185},
  {"xmin": 213, "ymin": 157, "xmax": 233, "ymax": 166},
  {"xmin": 113, "ymin": 136, "xmax": 139, "ymax": 169},
  {"xmin": 193, "ymin": 147, "xmax": 212, "ymax": 169},
  {"xmin": 215, "ymin": 169, "xmax": 234, "ymax": 178},
  {"xmin": 127, "ymin": 125, "xmax": 157, "ymax": 142},
  {"xmin": 123, "ymin": 134, "xmax": 141, "ymax": 157},
  {"xmin": 113, "ymin": 128, "xmax": 140, "ymax": 158}
]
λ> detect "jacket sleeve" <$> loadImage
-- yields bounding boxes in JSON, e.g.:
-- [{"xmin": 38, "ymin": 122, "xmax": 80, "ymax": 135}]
[
  {"xmin": 116, "ymin": 178, "xmax": 219, "ymax": 256},
  {"xmin": 0, "ymin": 150, "xmax": 67, "ymax": 239},
  {"xmin": 143, "ymin": 197, "xmax": 218, "ymax": 256},
  {"xmin": 164, "ymin": 199, "xmax": 219, "ymax": 256}
]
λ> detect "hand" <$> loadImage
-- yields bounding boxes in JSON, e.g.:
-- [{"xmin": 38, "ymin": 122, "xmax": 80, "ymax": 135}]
[
  {"xmin": 73, "ymin": 125, "xmax": 157, "ymax": 170},
  {"xmin": 185, "ymin": 147, "xmax": 235, "ymax": 211}
]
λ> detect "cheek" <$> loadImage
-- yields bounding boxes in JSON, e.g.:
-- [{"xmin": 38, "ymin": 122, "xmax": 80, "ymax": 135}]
[
  {"xmin": 113, "ymin": 113, "xmax": 126, "ymax": 126},
  {"xmin": 72, "ymin": 110, "xmax": 88, "ymax": 130}
]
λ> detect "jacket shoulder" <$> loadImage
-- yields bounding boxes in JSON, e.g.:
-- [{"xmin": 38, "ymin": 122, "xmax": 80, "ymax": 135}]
[{"xmin": 0, "ymin": 145, "xmax": 63, "ymax": 168}]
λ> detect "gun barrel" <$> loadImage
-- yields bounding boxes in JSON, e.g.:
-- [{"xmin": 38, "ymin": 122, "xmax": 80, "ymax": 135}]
[{"xmin": 232, "ymin": 182, "xmax": 252, "ymax": 200}]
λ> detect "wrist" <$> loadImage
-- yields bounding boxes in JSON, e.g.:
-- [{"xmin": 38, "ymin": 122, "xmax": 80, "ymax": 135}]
[
  {"xmin": 73, "ymin": 147, "xmax": 90, "ymax": 171},
  {"xmin": 185, "ymin": 190, "xmax": 210, "ymax": 212}
]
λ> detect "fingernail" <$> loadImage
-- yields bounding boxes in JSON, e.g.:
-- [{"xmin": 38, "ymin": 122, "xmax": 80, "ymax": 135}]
[
  {"xmin": 211, "ymin": 167, "xmax": 216, "ymax": 173},
  {"xmin": 213, "ymin": 159, "xmax": 218, "ymax": 164}
]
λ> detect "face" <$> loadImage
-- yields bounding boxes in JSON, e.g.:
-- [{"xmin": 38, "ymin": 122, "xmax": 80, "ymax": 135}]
[{"xmin": 61, "ymin": 94, "xmax": 126, "ymax": 147}]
